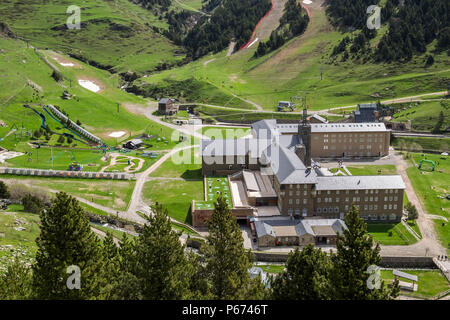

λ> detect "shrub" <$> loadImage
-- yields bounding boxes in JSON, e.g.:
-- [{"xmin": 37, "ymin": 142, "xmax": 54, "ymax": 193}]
[
  {"xmin": 22, "ymin": 194, "xmax": 44, "ymax": 214},
  {"xmin": 0, "ymin": 181, "xmax": 10, "ymax": 199}
]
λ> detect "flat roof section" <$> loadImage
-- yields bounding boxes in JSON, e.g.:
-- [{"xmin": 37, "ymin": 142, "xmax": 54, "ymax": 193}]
[
  {"xmin": 195, "ymin": 177, "xmax": 232, "ymax": 210},
  {"xmin": 243, "ymin": 171, "xmax": 259, "ymax": 191},
  {"xmin": 229, "ymin": 180, "xmax": 249, "ymax": 207},
  {"xmin": 255, "ymin": 206, "xmax": 281, "ymax": 217},
  {"xmin": 242, "ymin": 170, "xmax": 277, "ymax": 198}
]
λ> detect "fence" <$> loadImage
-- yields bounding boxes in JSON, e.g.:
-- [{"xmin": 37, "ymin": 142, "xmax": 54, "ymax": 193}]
[{"xmin": 0, "ymin": 167, "xmax": 134, "ymax": 180}]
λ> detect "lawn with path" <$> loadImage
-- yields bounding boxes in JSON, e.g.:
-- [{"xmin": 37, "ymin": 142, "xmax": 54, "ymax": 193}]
[
  {"xmin": 380, "ymin": 269, "xmax": 449, "ymax": 299},
  {"xmin": 367, "ymin": 222, "xmax": 418, "ymax": 246}
]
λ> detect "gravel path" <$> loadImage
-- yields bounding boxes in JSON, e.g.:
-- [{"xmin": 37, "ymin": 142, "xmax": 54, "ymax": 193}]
[
  {"xmin": 380, "ymin": 152, "xmax": 446, "ymax": 257},
  {"xmin": 126, "ymin": 144, "xmax": 198, "ymax": 218}
]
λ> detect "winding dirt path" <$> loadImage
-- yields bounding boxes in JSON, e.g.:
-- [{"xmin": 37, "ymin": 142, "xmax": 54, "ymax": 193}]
[
  {"xmin": 126, "ymin": 144, "xmax": 198, "ymax": 217},
  {"xmin": 380, "ymin": 152, "xmax": 446, "ymax": 257},
  {"xmin": 100, "ymin": 153, "xmax": 144, "ymax": 173}
]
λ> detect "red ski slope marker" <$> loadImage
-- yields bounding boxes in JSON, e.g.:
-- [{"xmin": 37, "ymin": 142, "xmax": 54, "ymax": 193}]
[
  {"xmin": 239, "ymin": 0, "xmax": 275, "ymax": 50},
  {"xmin": 301, "ymin": 2, "xmax": 311, "ymax": 18},
  {"xmin": 239, "ymin": 0, "xmax": 311, "ymax": 51}
]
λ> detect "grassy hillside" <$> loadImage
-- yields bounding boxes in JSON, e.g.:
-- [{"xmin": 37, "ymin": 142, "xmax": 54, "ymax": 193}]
[
  {"xmin": 0, "ymin": 0, "xmax": 184, "ymax": 74},
  {"xmin": 0, "ymin": 36, "xmax": 182, "ymax": 169},
  {"xmin": 140, "ymin": 4, "xmax": 450, "ymax": 111},
  {"xmin": 389, "ymin": 100, "xmax": 450, "ymax": 132}
]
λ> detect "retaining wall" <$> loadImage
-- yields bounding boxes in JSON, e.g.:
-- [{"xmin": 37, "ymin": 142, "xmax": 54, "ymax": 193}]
[{"xmin": 252, "ymin": 251, "xmax": 437, "ymax": 269}]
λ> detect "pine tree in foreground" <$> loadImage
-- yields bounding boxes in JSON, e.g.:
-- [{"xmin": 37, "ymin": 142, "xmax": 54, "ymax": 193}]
[
  {"xmin": 32, "ymin": 192, "xmax": 106, "ymax": 299},
  {"xmin": 330, "ymin": 205, "xmax": 399, "ymax": 300},
  {"xmin": 0, "ymin": 256, "xmax": 32, "ymax": 300},
  {"xmin": 202, "ymin": 195, "xmax": 266, "ymax": 300},
  {"xmin": 271, "ymin": 245, "xmax": 332, "ymax": 300},
  {"xmin": 131, "ymin": 204, "xmax": 195, "ymax": 300}
]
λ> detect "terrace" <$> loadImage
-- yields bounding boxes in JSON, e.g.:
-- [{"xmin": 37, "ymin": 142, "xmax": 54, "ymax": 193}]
[{"xmin": 195, "ymin": 176, "xmax": 232, "ymax": 210}]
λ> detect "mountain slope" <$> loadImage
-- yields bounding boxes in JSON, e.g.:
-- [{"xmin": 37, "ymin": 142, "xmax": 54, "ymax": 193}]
[
  {"xmin": 0, "ymin": 0, "xmax": 184, "ymax": 74},
  {"xmin": 139, "ymin": 0, "xmax": 450, "ymax": 110}
]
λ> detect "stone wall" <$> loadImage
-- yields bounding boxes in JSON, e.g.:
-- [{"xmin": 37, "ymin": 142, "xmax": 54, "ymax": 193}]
[{"xmin": 252, "ymin": 251, "xmax": 437, "ymax": 268}]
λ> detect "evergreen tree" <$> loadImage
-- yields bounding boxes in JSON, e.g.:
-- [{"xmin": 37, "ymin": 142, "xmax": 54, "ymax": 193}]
[
  {"xmin": 131, "ymin": 204, "xmax": 194, "ymax": 300},
  {"xmin": 330, "ymin": 205, "xmax": 399, "ymax": 300},
  {"xmin": 32, "ymin": 192, "xmax": 106, "ymax": 299},
  {"xmin": 0, "ymin": 180, "xmax": 9, "ymax": 199},
  {"xmin": 22, "ymin": 194, "xmax": 44, "ymax": 214},
  {"xmin": 0, "ymin": 257, "xmax": 32, "ymax": 300},
  {"xmin": 425, "ymin": 55, "xmax": 435, "ymax": 67},
  {"xmin": 113, "ymin": 233, "xmax": 142, "ymax": 300},
  {"xmin": 99, "ymin": 232, "xmax": 124, "ymax": 299},
  {"xmin": 202, "ymin": 195, "xmax": 266, "ymax": 299},
  {"xmin": 271, "ymin": 245, "xmax": 332, "ymax": 300},
  {"xmin": 57, "ymin": 135, "xmax": 65, "ymax": 144},
  {"xmin": 431, "ymin": 111, "xmax": 444, "ymax": 134},
  {"xmin": 405, "ymin": 202, "xmax": 419, "ymax": 221}
]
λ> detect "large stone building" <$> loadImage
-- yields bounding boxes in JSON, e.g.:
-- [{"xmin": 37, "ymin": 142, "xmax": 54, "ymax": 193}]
[{"xmin": 194, "ymin": 109, "xmax": 405, "ymax": 246}]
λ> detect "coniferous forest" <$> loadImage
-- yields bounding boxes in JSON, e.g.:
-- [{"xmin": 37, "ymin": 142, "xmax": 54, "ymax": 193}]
[
  {"xmin": 184, "ymin": 0, "xmax": 272, "ymax": 59},
  {"xmin": 0, "ymin": 191, "xmax": 399, "ymax": 300},
  {"xmin": 133, "ymin": 0, "xmax": 272, "ymax": 59},
  {"xmin": 254, "ymin": 0, "xmax": 310, "ymax": 58},
  {"xmin": 327, "ymin": 0, "xmax": 450, "ymax": 63}
]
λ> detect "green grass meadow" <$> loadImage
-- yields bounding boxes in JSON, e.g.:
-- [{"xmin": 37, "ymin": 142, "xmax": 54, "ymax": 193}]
[
  {"xmin": 140, "ymin": 8, "xmax": 450, "ymax": 111},
  {"xmin": 367, "ymin": 223, "xmax": 418, "ymax": 245},
  {"xmin": 380, "ymin": 270, "xmax": 449, "ymax": 299},
  {"xmin": 405, "ymin": 153, "xmax": 450, "ymax": 252}
]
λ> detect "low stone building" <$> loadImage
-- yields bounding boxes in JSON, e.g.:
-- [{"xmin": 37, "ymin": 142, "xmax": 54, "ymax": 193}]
[{"xmin": 254, "ymin": 217, "xmax": 346, "ymax": 248}]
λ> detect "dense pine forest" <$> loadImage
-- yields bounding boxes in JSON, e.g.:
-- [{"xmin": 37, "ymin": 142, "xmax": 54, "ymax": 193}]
[
  {"xmin": 326, "ymin": 0, "xmax": 378, "ymax": 30},
  {"xmin": 131, "ymin": 0, "xmax": 172, "ymax": 11},
  {"xmin": 375, "ymin": 0, "xmax": 450, "ymax": 62},
  {"xmin": 328, "ymin": 0, "xmax": 450, "ymax": 63},
  {"xmin": 254, "ymin": 0, "xmax": 310, "ymax": 58},
  {"xmin": 184, "ymin": 0, "xmax": 272, "ymax": 58},
  {"xmin": 132, "ymin": 0, "xmax": 272, "ymax": 59}
]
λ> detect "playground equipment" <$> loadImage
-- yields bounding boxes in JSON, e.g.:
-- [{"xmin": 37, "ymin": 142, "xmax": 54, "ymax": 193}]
[
  {"xmin": 24, "ymin": 104, "xmax": 91, "ymax": 146},
  {"xmin": 418, "ymin": 159, "xmax": 435, "ymax": 171},
  {"xmin": 68, "ymin": 161, "xmax": 83, "ymax": 171},
  {"xmin": 44, "ymin": 105, "xmax": 103, "ymax": 146},
  {"xmin": 141, "ymin": 152, "xmax": 158, "ymax": 158}
]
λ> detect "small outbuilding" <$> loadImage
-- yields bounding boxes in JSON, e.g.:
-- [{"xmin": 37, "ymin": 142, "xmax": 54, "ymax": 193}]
[
  {"xmin": 277, "ymin": 101, "xmax": 294, "ymax": 112},
  {"xmin": 158, "ymin": 98, "xmax": 178, "ymax": 115},
  {"xmin": 123, "ymin": 139, "xmax": 143, "ymax": 150}
]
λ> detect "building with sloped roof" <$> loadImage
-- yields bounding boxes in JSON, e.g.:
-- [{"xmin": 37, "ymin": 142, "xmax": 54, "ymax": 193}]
[
  {"xmin": 194, "ymin": 108, "xmax": 405, "ymax": 236},
  {"xmin": 353, "ymin": 103, "xmax": 380, "ymax": 123},
  {"xmin": 158, "ymin": 98, "xmax": 178, "ymax": 115},
  {"xmin": 254, "ymin": 217, "xmax": 346, "ymax": 247}
]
